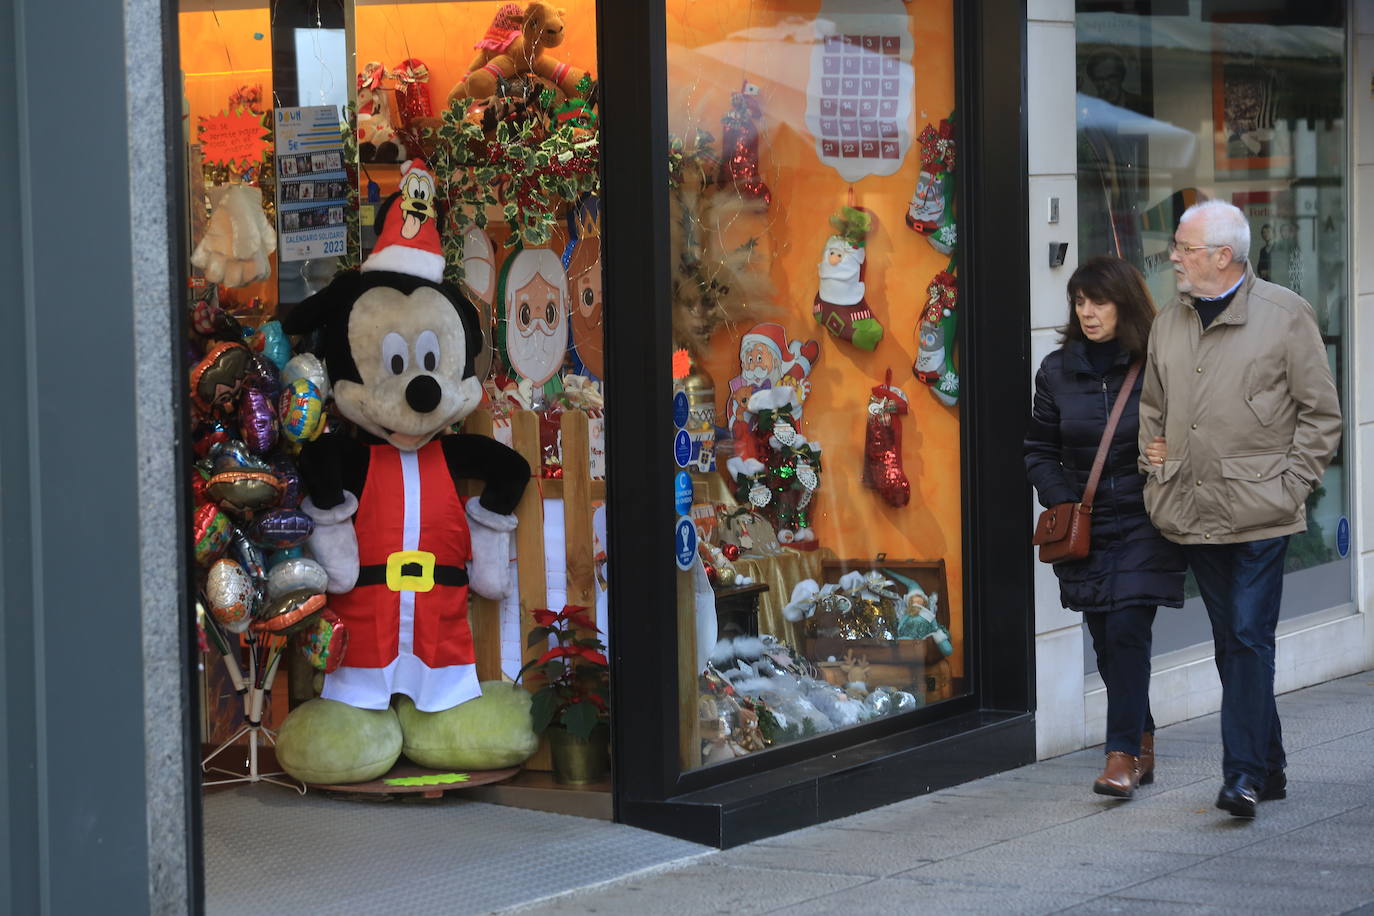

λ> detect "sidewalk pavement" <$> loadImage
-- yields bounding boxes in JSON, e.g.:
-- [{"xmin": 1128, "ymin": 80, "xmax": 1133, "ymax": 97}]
[{"xmin": 504, "ymin": 671, "xmax": 1374, "ymax": 915}]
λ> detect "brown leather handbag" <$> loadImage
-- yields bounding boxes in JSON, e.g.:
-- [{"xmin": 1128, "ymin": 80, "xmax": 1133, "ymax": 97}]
[{"xmin": 1032, "ymin": 361, "xmax": 1142, "ymax": 565}]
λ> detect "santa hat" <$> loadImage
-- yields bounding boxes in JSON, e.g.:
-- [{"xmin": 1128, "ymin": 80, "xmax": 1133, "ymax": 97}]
[
  {"xmin": 361, "ymin": 158, "xmax": 445, "ymax": 283},
  {"xmin": 740, "ymin": 322, "xmax": 815, "ymax": 376}
]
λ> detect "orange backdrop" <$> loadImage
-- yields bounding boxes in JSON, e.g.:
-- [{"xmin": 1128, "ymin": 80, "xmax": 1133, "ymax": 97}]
[
  {"xmin": 666, "ymin": 0, "xmax": 964, "ymax": 657},
  {"xmin": 355, "ymin": 0, "xmax": 600, "ymax": 118}
]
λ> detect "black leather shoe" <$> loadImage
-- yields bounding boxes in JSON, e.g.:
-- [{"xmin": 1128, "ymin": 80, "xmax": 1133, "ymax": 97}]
[
  {"xmin": 1260, "ymin": 769, "xmax": 1287, "ymax": 801},
  {"xmin": 1216, "ymin": 774, "xmax": 1263, "ymax": 818}
]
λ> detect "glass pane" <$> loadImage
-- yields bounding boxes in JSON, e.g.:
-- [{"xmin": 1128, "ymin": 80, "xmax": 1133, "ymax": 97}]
[
  {"xmin": 668, "ymin": 0, "xmax": 968, "ymax": 771},
  {"xmin": 1075, "ymin": 3, "xmax": 1350, "ymax": 590}
]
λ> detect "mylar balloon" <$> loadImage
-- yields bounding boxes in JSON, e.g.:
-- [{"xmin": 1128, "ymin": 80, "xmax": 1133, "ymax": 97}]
[
  {"xmin": 267, "ymin": 546, "xmax": 304, "ymax": 567},
  {"xmin": 207, "ymin": 470, "xmax": 284, "ymax": 515},
  {"xmin": 247, "ymin": 508, "xmax": 313, "ymax": 550},
  {"xmin": 191, "ymin": 299, "xmax": 245, "ymax": 340},
  {"xmin": 267, "ymin": 557, "xmax": 329, "ymax": 600},
  {"xmin": 298, "ymin": 609, "xmax": 348, "ymax": 672},
  {"xmin": 210, "ymin": 440, "xmax": 271, "ymax": 473},
  {"xmin": 190, "ymin": 341, "xmax": 252, "ymax": 418},
  {"xmin": 281, "ymin": 352, "xmax": 330, "ymax": 403},
  {"xmin": 248, "ymin": 320, "xmax": 292, "ymax": 370},
  {"xmin": 278, "ymin": 378, "xmax": 324, "ymax": 444},
  {"xmin": 206, "ymin": 558, "xmax": 255, "ymax": 633},
  {"xmin": 193, "ymin": 503, "xmax": 234, "ymax": 567},
  {"xmin": 252, "ymin": 589, "xmax": 326, "ymax": 634},
  {"xmin": 192, "ymin": 421, "xmax": 231, "ymax": 458},
  {"xmin": 264, "ymin": 455, "xmax": 300, "ymax": 509},
  {"xmin": 239, "ymin": 387, "xmax": 278, "ymax": 454},
  {"xmin": 245, "ymin": 352, "xmax": 282, "ymax": 398},
  {"xmin": 228, "ymin": 528, "xmax": 269, "ymax": 582}
]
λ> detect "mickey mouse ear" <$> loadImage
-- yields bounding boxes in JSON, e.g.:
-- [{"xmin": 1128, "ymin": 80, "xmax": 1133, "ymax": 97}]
[{"xmin": 280, "ymin": 274, "xmax": 362, "ymax": 335}]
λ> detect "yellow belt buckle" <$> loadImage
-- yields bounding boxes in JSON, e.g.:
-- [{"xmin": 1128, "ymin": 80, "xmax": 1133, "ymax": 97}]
[{"xmin": 386, "ymin": 550, "xmax": 436, "ymax": 592}]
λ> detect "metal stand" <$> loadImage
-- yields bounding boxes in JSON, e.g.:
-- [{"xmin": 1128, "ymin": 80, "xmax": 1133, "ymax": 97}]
[{"xmin": 200, "ymin": 629, "xmax": 305, "ymax": 794}]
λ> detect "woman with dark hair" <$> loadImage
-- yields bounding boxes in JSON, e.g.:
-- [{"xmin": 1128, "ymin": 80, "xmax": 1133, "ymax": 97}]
[{"xmin": 1024, "ymin": 256, "xmax": 1185, "ymax": 799}]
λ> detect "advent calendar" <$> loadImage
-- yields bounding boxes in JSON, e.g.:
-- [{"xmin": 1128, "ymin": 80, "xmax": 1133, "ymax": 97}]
[{"xmin": 804, "ymin": 0, "xmax": 916, "ymax": 183}]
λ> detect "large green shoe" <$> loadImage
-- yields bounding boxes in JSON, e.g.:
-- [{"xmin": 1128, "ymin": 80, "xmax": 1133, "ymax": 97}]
[
  {"xmin": 275, "ymin": 698, "xmax": 402, "ymax": 785},
  {"xmin": 396, "ymin": 681, "xmax": 539, "ymax": 771}
]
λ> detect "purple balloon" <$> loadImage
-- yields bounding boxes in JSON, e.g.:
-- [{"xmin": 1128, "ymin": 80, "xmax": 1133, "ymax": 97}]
[
  {"xmin": 268, "ymin": 455, "xmax": 303, "ymax": 509},
  {"xmin": 239, "ymin": 387, "xmax": 278, "ymax": 454},
  {"xmin": 245, "ymin": 352, "xmax": 282, "ymax": 398},
  {"xmin": 248, "ymin": 508, "xmax": 314, "ymax": 550}
]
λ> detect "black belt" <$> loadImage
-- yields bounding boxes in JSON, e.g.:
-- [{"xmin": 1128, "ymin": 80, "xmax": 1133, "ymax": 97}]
[{"xmin": 356, "ymin": 563, "xmax": 468, "ymax": 588}]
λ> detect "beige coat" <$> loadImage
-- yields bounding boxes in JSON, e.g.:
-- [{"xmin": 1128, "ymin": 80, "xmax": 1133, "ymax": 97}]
[{"xmin": 1138, "ymin": 265, "xmax": 1341, "ymax": 545}]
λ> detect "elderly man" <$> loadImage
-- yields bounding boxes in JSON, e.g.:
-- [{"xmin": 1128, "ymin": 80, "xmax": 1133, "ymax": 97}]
[{"xmin": 1138, "ymin": 200, "xmax": 1341, "ymax": 819}]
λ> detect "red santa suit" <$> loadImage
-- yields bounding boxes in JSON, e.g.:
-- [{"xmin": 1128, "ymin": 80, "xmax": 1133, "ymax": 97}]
[{"xmin": 321, "ymin": 441, "xmax": 480, "ymax": 712}]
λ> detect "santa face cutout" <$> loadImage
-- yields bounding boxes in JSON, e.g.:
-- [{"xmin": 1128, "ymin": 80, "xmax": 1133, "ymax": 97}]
[
  {"xmin": 501, "ymin": 248, "xmax": 568, "ymax": 386},
  {"xmin": 566, "ymin": 197, "xmax": 603, "ymax": 378}
]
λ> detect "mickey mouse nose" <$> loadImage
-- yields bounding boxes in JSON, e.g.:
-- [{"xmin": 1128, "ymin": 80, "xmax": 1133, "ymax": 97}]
[{"xmin": 405, "ymin": 375, "xmax": 442, "ymax": 413}]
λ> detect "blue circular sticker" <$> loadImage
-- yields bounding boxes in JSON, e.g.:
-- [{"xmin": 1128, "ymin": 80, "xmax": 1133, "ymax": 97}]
[
  {"xmin": 673, "ymin": 429, "xmax": 693, "ymax": 468},
  {"xmin": 674, "ymin": 471, "xmax": 694, "ymax": 516},
  {"xmin": 1337, "ymin": 516, "xmax": 1350, "ymax": 558},
  {"xmin": 672, "ymin": 391, "xmax": 690, "ymax": 429},
  {"xmin": 674, "ymin": 516, "xmax": 698, "ymax": 571}
]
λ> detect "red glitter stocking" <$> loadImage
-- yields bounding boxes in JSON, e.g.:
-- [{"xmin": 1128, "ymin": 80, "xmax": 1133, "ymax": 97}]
[{"xmin": 862, "ymin": 370, "xmax": 910, "ymax": 508}]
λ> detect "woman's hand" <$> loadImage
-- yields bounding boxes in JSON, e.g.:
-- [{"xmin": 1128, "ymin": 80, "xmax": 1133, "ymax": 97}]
[{"xmin": 1144, "ymin": 436, "xmax": 1167, "ymax": 466}]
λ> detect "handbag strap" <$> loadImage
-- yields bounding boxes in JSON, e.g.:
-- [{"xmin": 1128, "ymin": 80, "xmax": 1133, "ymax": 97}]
[{"xmin": 1081, "ymin": 360, "xmax": 1142, "ymax": 511}]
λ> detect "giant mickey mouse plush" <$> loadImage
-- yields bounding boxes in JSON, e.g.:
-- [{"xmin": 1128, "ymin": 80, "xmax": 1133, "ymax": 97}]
[{"xmin": 274, "ymin": 159, "xmax": 537, "ymax": 784}]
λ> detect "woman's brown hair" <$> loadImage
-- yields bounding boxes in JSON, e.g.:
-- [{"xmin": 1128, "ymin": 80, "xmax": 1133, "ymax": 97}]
[{"xmin": 1061, "ymin": 255, "xmax": 1156, "ymax": 361}]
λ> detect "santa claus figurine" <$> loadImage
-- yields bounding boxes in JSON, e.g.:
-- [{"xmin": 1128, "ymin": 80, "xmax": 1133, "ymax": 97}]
[
  {"xmin": 813, "ymin": 206, "xmax": 884, "ymax": 351},
  {"xmin": 726, "ymin": 322, "xmax": 820, "ymax": 454}
]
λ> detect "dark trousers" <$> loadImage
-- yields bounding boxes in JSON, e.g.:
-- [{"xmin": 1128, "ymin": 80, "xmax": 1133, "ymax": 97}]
[
  {"xmin": 1085, "ymin": 606, "xmax": 1157, "ymax": 756},
  {"xmin": 1182, "ymin": 535, "xmax": 1289, "ymax": 782}
]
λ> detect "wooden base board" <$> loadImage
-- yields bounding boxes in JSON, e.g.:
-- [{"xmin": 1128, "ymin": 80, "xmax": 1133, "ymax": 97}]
[{"xmin": 464, "ymin": 769, "xmax": 613, "ymax": 821}]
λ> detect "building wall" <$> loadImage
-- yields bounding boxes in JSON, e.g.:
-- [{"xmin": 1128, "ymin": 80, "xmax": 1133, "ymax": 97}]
[{"xmin": 1028, "ymin": 0, "xmax": 1374, "ymax": 759}]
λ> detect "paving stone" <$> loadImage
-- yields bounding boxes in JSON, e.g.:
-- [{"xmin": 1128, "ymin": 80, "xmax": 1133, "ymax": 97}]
[
  {"xmin": 1058, "ymin": 896, "xmax": 1246, "ymax": 914},
  {"xmin": 772, "ymin": 875, "xmax": 1096, "ymax": 916},
  {"xmin": 1116, "ymin": 859, "xmax": 1374, "ymax": 913},
  {"xmin": 896, "ymin": 846, "xmax": 1207, "ymax": 895}
]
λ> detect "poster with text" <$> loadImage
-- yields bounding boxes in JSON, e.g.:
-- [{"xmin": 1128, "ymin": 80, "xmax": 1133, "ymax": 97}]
[{"xmin": 275, "ymin": 106, "xmax": 348, "ymax": 262}]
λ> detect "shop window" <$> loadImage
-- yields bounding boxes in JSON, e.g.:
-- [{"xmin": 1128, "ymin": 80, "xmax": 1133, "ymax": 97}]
[
  {"xmin": 185, "ymin": 0, "xmax": 611, "ymax": 792},
  {"xmin": 1075, "ymin": 1, "xmax": 1352, "ymax": 659},
  {"xmin": 667, "ymin": 0, "xmax": 969, "ymax": 771}
]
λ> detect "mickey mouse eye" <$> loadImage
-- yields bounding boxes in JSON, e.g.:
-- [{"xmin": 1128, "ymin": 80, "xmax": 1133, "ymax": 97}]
[
  {"xmin": 415, "ymin": 329, "xmax": 440, "ymax": 373},
  {"xmin": 382, "ymin": 332, "xmax": 408, "ymax": 375}
]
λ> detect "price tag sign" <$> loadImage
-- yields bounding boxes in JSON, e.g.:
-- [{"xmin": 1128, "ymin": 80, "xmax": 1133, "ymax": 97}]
[{"xmin": 674, "ymin": 516, "xmax": 698, "ymax": 571}]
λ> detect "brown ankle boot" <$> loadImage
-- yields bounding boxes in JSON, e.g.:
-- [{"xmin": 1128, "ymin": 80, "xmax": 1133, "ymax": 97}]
[
  {"xmin": 1093, "ymin": 751, "xmax": 1141, "ymax": 798},
  {"xmin": 1138, "ymin": 732, "xmax": 1155, "ymax": 786}
]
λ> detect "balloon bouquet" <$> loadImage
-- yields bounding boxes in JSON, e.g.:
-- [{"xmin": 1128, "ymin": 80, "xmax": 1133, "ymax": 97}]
[{"xmin": 188, "ymin": 293, "xmax": 345, "ymax": 790}]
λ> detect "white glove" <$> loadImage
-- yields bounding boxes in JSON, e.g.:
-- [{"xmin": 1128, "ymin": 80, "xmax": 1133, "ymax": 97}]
[
  {"xmin": 302, "ymin": 493, "xmax": 359, "ymax": 593},
  {"xmin": 465, "ymin": 497, "xmax": 518, "ymax": 599}
]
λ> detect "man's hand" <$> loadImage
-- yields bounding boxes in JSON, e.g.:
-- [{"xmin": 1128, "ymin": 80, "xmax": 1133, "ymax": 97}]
[{"xmin": 1144, "ymin": 436, "xmax": 1167, "ymax": 466}]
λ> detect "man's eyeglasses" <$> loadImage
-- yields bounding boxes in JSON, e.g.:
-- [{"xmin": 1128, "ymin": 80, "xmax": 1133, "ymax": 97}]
[{"xmin": 1167, "ymin": 240, "xmax": 1221, "ymax": 255}]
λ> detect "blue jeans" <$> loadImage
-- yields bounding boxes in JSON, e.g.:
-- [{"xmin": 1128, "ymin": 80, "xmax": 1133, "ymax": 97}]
[
  {"xmin": 1085, "ymin": 606, "xmax": 1157, "ymax": 756},
  {"xmin": 1182, "ymin": 536, "xmax": 1289, "ymax": 782}
]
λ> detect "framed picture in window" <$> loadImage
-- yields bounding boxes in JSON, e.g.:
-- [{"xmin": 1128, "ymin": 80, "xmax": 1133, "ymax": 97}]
[{"xmin": 1212, "ymin": 51, "xmax": 1292, "ymax": 175}]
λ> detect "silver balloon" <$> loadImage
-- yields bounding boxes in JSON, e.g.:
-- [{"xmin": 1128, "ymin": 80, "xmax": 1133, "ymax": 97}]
[
  {"xmin": 267, "ymin": 557, "xmax": 329, "ymax": 600},
  {"xmin": 281, "ymin": 353, "xmax": 331, "ymax": 403},
  {"xmin": 206, "ymin": 558, "xmax": 255, "ymax": 633}
]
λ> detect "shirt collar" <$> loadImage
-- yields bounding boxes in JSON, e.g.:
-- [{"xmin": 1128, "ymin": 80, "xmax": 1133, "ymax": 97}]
[{"xmin": 1196, "ymin": 274, "xmax": 1244, "ymax": 302}]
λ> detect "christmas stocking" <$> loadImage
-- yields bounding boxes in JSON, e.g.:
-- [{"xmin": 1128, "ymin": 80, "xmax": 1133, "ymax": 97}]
[
  {"xmin": 863, "ymin": 370, "xmax": 910, "ymax": 508},
  {"xmin": 915, "ymin": 270, "xmax": 960, "ymax": 406},
  {"xmin": 912, "ymin": 119, "xmax": 956, "ymax": 245},
  {"xmin": 813, "ymin": 206, "xmax": 884, "ymax": 351}
]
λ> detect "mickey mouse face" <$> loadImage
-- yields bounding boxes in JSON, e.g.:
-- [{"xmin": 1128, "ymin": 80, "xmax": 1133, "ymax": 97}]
[{"xmin": 333, "ymin": 285, "xmax": 482, "ymax": 451}]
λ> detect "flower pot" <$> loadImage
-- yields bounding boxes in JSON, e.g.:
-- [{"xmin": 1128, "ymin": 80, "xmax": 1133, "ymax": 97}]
[{"xmin": 547, "ymin": 723, "xmax": 610, "ymax": 785}]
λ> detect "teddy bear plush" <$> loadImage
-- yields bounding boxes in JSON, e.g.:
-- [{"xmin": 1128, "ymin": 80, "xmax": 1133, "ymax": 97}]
[
  {"xmin": 274, "ymin": 159, "xmax": 536, "ymax": 784},
  {"xmin": 448, "ymin": 2, "xmax": 589, "ymax": 105}
]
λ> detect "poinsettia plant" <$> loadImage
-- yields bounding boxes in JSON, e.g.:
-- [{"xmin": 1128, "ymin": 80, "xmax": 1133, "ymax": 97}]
[{"xmin": 518, "ymin": 604, "xmax": 609, "ymax": 740}]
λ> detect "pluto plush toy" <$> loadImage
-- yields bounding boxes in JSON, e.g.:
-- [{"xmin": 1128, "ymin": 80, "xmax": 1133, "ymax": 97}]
[{"xmin": 275, "ymin": 159, "xmax": 537, "ymax": 784}]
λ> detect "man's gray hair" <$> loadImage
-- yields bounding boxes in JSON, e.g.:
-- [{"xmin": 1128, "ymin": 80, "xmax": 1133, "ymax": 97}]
[{"xmin": 1179, "ymin": 199, "xmax": 1250, "ymax": 263}]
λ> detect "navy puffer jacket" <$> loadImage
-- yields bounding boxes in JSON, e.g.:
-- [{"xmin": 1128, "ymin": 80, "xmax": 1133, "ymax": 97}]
[{"xmin": 1024, "ymin": 341, "xmax": 1185, "ymax": 613}]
